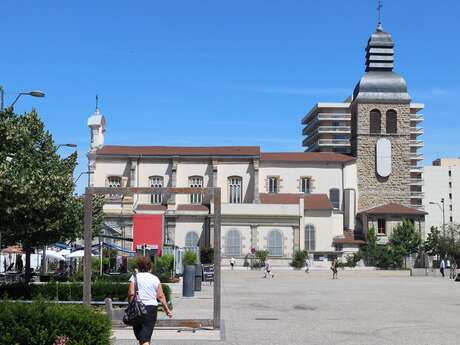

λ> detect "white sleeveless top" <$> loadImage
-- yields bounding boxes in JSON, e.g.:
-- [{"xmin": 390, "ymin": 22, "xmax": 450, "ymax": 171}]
[{"xmin": 129, "ymin": 272, "xmax": 161, "ymax": 306}]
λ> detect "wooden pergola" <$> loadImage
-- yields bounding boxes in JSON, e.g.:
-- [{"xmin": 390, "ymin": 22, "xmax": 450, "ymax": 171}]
[{"xmin": 83, "ymin": 187, "xmax": 222, "ymax": 328}]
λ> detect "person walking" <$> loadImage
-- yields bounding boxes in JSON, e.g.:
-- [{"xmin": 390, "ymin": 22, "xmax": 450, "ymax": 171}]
[
  {"xmin": 304, "ymin": 258, "xmax": 310, "ymax": 273},
  {"xmin": 230, "ymin": 257, "xmax": 235, "ymax": 271},
  {"xmin": 440, "ymin": 258, "xmax": 446, "ymax": 278},
  {"xmin": 263, "ymin": 260, "xmax": 274, "ymax": 278},
  {"xmin": 128, "ymin": 256, "xmax": 172, "ymax": 345},
  {"xmin": 331, "ymin": 258, "xmax": 338, "ymax": 279}
]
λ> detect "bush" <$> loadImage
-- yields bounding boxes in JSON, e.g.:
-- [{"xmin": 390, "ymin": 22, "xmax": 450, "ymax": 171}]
[
  {"xmin": 337, "ymin": 253, "xmax": 361, "ymax": 268},
  {"xmin": 255, "ymin": 250, "xmax": 269, "ymax": 265},
  {"xmin": 156, "ymin": 254, "xmax": 174, "ymax": 282},
  {"xmin": 290, "ymin": 250, "xmax": 309, "ymax": 269},
  {"xmin": 183, "ymin": 251, "xmax": 198, "ymax": 266},
  {"xmin": 200, "ymin": 246, "xmax": 214, "ymax": 264},
  {"xmin": 0, "ymin": 300, "xmax": 111, "ymax": 345},
  {"xmin": 0, "ymin": 282, "xmax": 172, "ymax": 304}
]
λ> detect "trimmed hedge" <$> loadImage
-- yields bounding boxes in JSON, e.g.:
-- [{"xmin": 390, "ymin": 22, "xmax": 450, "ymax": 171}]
[
  {"xmin": 0, "ymin": 300, "xmax": 111, "ymax": 345},
  {"xmin": 0, "ymin": 282, "xmax": 171, "ymax": 304}
]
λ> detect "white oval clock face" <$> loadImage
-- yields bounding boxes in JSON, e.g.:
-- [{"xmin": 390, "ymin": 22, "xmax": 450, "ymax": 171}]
[{"xmin": 376, "ymin": 138, "xmax": 392, "ymax": 177}]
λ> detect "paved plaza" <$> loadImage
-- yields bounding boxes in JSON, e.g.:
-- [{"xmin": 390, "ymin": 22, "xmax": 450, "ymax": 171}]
[{"xmin": 115, "ymin": 269, "xmax": 460, "ymax": 345}]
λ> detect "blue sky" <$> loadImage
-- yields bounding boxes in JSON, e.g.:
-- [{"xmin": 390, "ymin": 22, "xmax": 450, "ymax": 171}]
[{"xmin": 1, "ymin": 0, "xmax": 459, "ymax": 193}]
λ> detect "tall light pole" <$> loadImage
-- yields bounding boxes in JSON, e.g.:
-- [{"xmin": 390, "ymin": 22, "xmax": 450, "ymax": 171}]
[
  {"xmin": 56, "ymin": 143, "xmax": 77, "ymax": 151},
  {"xmin": 430, "ymin": 198, "xmax": 446, "ymax": 238},
  {"xmin": 0, "ymin": 87, "xmax": 46, "ymax": 110},
  {"xmin": 75, "ymin": 171, "xmax": 93, "ymax": 184}
]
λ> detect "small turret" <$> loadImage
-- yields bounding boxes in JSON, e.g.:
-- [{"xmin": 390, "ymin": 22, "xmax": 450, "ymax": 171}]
[{"xmin": 87, "ymin": 95, "xmax": 106, "ymax": 151}]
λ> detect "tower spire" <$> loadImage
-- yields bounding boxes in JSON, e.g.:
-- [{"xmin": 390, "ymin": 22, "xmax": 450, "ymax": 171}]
[
  {"xmin": 95, "ymin": 94, "xmax": 99, "ymax": 112},
  {"xmin": 377, "ymin": 0, "xmax": 383, "ymax": 32}
]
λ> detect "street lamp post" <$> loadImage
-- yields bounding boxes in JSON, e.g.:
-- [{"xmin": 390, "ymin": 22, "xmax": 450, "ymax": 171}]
[
  {"xmin": 56, "ymin": 143, "xmax": 77, "ymax": 151},
  {"xmin": 429, "ymin": 199, "xmax": 446, "ymax": 238},
  {"xmin": 0, "ymin": 87, "xmax": 46, "ymax": 110},
  {"xmin": 75, "ymin": 171, "xmax": 94, "ymax": 184}
]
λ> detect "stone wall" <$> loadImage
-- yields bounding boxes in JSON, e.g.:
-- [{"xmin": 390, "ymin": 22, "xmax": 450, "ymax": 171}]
[{"xmin": 353, "ymin": 102, "xmax": 411, "ymax": 211}]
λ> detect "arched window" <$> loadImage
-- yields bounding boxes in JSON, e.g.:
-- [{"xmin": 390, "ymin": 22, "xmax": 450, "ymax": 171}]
[
  {"xmin": 304, "ymin": 224, "xmax": 316, "ymax": 251},
  {"xmin": 107, "ymin": 176, "xmax": 122, "ymax": 198},
  {"xmin": 185, "ymin": 232, "xmax": 199, "ymax": 248},
  {"xmin": 370, "ymin": 109, "xmax": 381, "ymax": 134},
  {"xmin": 149, "ymin": 176, "xmax": 163, "ymax": 204},
  {"xmin": 228, "ymin": 176, "xmax": 242, "ymax": 203},
  {"xmin": 225, "ymin": 229, "xmax": 241, "ymax": 256},
  {"xmin": 267, "ymin": 230, "xmax": 283, "ymax": 256},
  {"xmin": 329, "ymin": 188, "xmax": 340, "ymax": 209},
  {"xmin": 386, "ymin": 110, "xmax": 397, "ymax": 134},
  {"xmin": 189, "ymin": 176, "xmax": 203, "ymax": 204}
]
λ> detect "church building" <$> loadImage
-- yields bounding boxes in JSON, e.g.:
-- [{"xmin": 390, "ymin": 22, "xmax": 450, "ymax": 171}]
[{"xmin": 88, "ymin": 23, "xmax": 426, "ymax": 264}]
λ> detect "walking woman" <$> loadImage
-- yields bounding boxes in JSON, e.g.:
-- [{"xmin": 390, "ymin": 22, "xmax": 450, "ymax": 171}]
[
  {"xmin": 128, "ymin": 257, "xmax": 172, "ymax": 345},
  {"xmin": 331, "ymin": 258, "xmax": 338, "ymax": 279}
]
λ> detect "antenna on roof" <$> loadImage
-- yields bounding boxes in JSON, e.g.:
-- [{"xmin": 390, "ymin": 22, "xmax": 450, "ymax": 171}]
[
  {"xmin": 376, "ymin": 0, "xmax": 384, "ymax": 32},
  {"xmin": 95, "ymin": 94, "xmax": 99, "ymax": 111}
]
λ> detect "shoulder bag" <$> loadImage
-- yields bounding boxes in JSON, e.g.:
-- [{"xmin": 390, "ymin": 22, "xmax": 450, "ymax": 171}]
[{"xmin": 123, "ymin": 272, "xmax": 148, "ymax": 326}]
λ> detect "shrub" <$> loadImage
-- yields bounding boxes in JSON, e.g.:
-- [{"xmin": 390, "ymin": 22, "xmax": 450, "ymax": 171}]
[
  {"xmin": 183, "ymin": 251, "xmax": 198, "ymax": 266},
  {"xmin": 156, "ymin": 254, "xmax": 175, "ymax": 282},
  {"xmin": 0, "ymin": 300, "xmax": 111, "ymax": 345},
  {"xmin": 200, "ymin": 246, "xmax": 214, "ymax": 264},
  {"xmin": 290, "ymin": 250, "xmax": 309, "ymax": 269},
  {"xmin": 337, "ymin": 253, "xmax": 361, "ymax": 268},
  {"xmin": 0, "ymin": 282, "xmax": 172, "ymax": 304},
  {"xmin": 255, "ymin": 250, "xmax": 269, "ymax": 265}
]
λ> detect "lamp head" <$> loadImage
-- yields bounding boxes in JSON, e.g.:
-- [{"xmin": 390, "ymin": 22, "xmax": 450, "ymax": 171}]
[{"xmin": 29, "ymin": 90, "xmax": 45, "ymax": 98}]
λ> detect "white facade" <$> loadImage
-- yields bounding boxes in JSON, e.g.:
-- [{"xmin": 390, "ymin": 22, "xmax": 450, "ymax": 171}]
[{"xmin": 424, "ymin": 158, "xmax": 460, "ymax": 232}]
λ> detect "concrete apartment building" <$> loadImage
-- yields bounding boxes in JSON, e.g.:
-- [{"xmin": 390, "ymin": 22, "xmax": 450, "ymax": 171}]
[
  {"xmin": 424, "ymin": 158, "xmax": 460, "ymax": 232},
  {"xmin": 87, "ymin": 23, "xmax": 426, "ymax": 263}
]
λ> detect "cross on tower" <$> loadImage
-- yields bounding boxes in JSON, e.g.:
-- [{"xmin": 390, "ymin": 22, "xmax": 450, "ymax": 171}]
[
  {"xmin": 377, "ymin": 0, "xmax": 383, "ymax": 25},
  {"xmin": 95, "ymin": 95, "xmax": 99, "ymax": 111}
]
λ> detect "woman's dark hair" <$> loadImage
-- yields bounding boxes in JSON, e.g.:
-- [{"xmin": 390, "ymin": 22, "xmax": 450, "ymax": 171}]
[{"xmin": 136, "ymin": 256, "xmax": 152, "ymax": 272}]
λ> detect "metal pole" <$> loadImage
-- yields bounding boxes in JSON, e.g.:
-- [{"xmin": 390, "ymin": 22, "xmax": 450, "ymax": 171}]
[
  {"xmin": 0, "ymin": 87, "xmax": 4, "ymax": 111},
  {"xmin": 83, "ymin": 190, "xmax": 93, "ymax": 305},
  {"xmin": 442, "ymin": 198, "xmax": 446, "ymax": 239},
  {"xmin": 213, "ymin": 188, "xmax": 221, "ymax": 329}
]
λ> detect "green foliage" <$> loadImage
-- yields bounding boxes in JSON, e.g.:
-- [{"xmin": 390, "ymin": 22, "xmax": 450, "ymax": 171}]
[
  {"xmin": 0, "ymin": 281, "xmax": 172, "ymax": 304},
  {"xmin": 389, "ymin": 220, "xmax": 421, "ymax": 257},
  {"xmin": 0, "ymin": 300, "xmax": 111, "ymax": 345},
  {"xmin": 374, "ymin": 245, "xmax": 404, "ymax": 269},
  {"xmin": 255, "ymin": 250, "xmax": 269, "ymax": 265},
  {"xmin": 183, "ymin": 251, "xmax": 198, "ymax": 266},
  {"xmin": 290, "ymin": 250, "xmax": 309, "ymax": 269},
  {"xmin": 200, "ymin": 246, "xmax": 214, "ymax": 264},
  {"xmin": 156, "ymin": 254, "xmax": 174, "ymax": 281},
  {"xmin": 360, "ymin": 228, "xmax": 379, "ymax": 266},
  {"xmin": 338, "ymin": 253, "xmax": 362, "ymax": 268}
]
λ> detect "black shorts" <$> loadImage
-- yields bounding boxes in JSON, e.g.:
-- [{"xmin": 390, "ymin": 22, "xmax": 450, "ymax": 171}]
[{"xmin": 133, "ymin": 305, "xmax": 157, "ymax": 343}]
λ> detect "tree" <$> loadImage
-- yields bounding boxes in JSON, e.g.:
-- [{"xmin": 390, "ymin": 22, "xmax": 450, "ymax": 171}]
[
  {"xmin": 360, "ymin": 228, "xmax": 379, "ymax": 266},
  {"xmin": 389, "ymin": 220, "xmax": 422, "ymax": 268},
  {"xmin": 0, "ymin": 108, "xmax": 103, "ymax": 282}
]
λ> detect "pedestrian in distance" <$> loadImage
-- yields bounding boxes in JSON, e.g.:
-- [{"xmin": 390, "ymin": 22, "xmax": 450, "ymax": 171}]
[
  {"xmin": 440, "ymin": 258, "xmax": 446, "ymax": 278},
  {"xmin": 127, "ymin": 256, "xmax": 172, "ymax": 345},
  {"xmin": 263, "ymin": 260, "xmax": 274, "ymax": 278},
  {"xmin": 331, "ymin": 258, "xmax": 338, "ymax": 279},
  {"xmin": 450, "ymin": 259, "xmax": 457, "ymax": 280},
  {"xmin": 230, "ymin": 257, "xmax": 235, "ymax": 271},
  {"xmin": 304, "ymin": 258, "xmax": 310, "ymax": 273}
]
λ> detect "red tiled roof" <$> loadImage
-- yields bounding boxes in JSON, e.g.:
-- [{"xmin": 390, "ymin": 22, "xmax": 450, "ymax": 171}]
[
  {"xmin": 333, "ymin": 231, "xmax": 366, "ymax": 245},
  {"xmin": 177, "ymin": 204, "xmax": 209, "ymax": 212},
  {"xmin": 136, "ymin": 204, "xmax": 167, "ymax": 211},
  {"xmin": 259, "ymin": 193, "xmax": 333, "ymax": 210},
  {"xmin": 97, "ymin": 145, "xmax": 260, "ymax": 157},
  {"xmin": 359, "ymin": 203, "xmax": 427, "ymax": 216},
  {"xmin": 260, "ymin": 152, "xmax": 355, "ymax": 163}
]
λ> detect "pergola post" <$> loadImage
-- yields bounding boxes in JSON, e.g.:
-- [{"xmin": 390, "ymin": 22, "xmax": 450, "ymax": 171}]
[
  {"xmin": 83, "ymin": 189, "xmax": 93, "ymax": 305},
  {"xmin": 213, "ymin": 188, "xmax": 221, "ymax": 329}
]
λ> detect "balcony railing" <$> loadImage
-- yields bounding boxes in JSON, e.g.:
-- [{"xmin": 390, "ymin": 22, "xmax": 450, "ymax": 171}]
[
  {"xmin": 410, "ymin": 178, "xmax": 424, "ymax": 185},
  {"xmin": 317, "ymin": 113, "xmax": 351, "ymax": 121},
  {"xmin": 410, "ymin": 154, "xmax": 424, "ymax": 161},
  {"xmin": 317, "ymin": 126, "xmax": 351, "ymax": 133},
  {"xmin": 410, "ymin": 191, "xmax": 425, "ymax": 198},
  {"xmin": 410, "ymin": 140, "xmax": 424, "ymax": 147},
  {"xmin": 410, "ymin": 127, "xmax": 424, "ymax": 135},
  {"xmin": 410, "ymin": 166, "xmax": 424, "ymax": 173},
  {"xmin": 318, "ymin": 139, "xmax": 351, "ymax": 146},
  {"xmin": 410, "ymin": 114, "xmax": 424, "ymax": 122}
]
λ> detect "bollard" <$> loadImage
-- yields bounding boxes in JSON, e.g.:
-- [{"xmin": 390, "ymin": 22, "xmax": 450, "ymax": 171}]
[
  {"xmin": 194, "ymin": 264, "xmax": 202, "ymax": 291},
  {"xmin": 182, "ymin": 265, "xmax": 196, "ymax": 297}
]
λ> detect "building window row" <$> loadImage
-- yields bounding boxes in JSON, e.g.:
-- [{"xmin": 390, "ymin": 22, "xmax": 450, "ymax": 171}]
[
  {"xmin": 370, "ymin": 109, "xmax": 398, "ymax": 134},
  {"xmin": 149, "ymin": 176, "xmax": 163, "ymax": 204}
]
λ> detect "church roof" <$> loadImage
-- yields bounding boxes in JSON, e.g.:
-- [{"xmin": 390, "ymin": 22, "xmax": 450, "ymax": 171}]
[
  {"xmin": 260, "ymin": 152, "xmax": 355, "ymax": 163},
  {"xmin": 259, "ymin": 193, "xmax": 333, "ymax": 210},
  {"xmin": 358, "ymin": 203, "xmax": 427, "ymax": 216},
  {"xmin": 353, "ymin": 25, "xmax": 411, "ymax": 103}
]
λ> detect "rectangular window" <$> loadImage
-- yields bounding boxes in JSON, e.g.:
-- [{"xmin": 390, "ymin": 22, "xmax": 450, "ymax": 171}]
[
  {"xmin": 301, "ymin": 177, "xmax": 312, "ymax": 194},
  {"xmin": 268, "ymin": 177, "xmax": 278, "ymax": 193},
  {"xmin": 450, "ymin": 216, "xmax": 453, "ymax": 223},
  {"xmin": 107, "ymin": 176, "xmax": 122, "ymax": 198},
  {"xmin": 228, "ymin": 177, "xmax": 242, "ymax": 203},
  {"xmin": 149, "ymin": 176, "xmax": 163, "ymax": 204},
  {"xmin": 377, "ymin": 219, "xmax": 386, "ymax": 235},
  {"xmin": 189, "ymin": 176, "xmax": 203, "ymax": 204},
  {"xmin": 449, "ymin": 170, "xmax": 452, "ymax": 177},
  {"xmin": 450, "ymin": 205, "xmax": 453, "ymax": 211},
  {"xmin": 449, "ymin": 193, "xmax": 452, "ymax": 199}
]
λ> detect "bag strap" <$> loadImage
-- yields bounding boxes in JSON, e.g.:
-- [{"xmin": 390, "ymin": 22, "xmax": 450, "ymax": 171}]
[{"xmin": 133, "ymin": 272, "xmax": 140, "ymax": 300}]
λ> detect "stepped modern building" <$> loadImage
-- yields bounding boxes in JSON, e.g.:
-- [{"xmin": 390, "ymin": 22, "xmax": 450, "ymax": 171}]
[{"xmin": 88, "ymin": 23, "xmax": 427, "ymax": 264}]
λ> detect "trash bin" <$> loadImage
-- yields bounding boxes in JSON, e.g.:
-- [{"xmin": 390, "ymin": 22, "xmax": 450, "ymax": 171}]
[
  {"xmin": 194, "ymin": 264, "xmax": 202, "ymax": 291},
  {"xmin": 182, "ymin": 265, "xmax": 195, "ymax": 297}
]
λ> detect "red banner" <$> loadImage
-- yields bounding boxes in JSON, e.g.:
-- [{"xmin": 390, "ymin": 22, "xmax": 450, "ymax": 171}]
[{"xmin": 132, "ymin": 214, "xmax": 163, "ymax": 256}]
